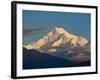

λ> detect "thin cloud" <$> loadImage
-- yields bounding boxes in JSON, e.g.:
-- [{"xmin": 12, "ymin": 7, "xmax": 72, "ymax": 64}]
[{"xmin": 23, "ymin": 27, "xmax": 48, "ymax": 36}]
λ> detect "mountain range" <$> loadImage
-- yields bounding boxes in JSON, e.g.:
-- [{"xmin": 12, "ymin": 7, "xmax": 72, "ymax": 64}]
[
  {"xmin": 25, "ymin": 27, "xmax": 88, "ymax": 53},
  {"xmin": 23, "ymin": 26, "xmax": 90, "ymax": 69}
]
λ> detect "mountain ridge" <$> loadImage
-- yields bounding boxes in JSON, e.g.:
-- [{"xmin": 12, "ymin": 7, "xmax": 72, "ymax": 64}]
[
  {"xmin": 25, "ymin": 27, "xmax": 88, "ymax": 51},
  {"xmin": 23, "ymin": 47, "xmax": 90, "ymax": 69}
]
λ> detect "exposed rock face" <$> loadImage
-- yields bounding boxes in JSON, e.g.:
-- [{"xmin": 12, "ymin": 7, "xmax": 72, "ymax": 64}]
[{"xmin": 25, "ymin": 27, "xmax": 88, "ymax": 51}]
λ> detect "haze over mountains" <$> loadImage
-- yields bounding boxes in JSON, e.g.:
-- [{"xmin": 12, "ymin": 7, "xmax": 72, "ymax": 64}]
[{"xmin": 23, "ymin": 47, "xmax": 90, "ymax": 69}]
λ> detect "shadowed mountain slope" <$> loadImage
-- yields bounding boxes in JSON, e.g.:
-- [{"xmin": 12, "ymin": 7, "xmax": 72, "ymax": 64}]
[{"xmin": 23, "ymin": 47, "xmax": 90, "ymax": 69}]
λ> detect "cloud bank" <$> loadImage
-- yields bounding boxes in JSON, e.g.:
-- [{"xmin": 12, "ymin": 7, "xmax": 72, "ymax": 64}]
[{"xmin": 23, "ymin": 27, "xmax": 48, "ymax": 36}]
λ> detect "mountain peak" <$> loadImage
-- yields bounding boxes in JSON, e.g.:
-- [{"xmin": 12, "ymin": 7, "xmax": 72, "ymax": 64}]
[
  {"xmin": 54, "ymin": 26, "xmax": 65, "ymax": 31},
  {"xmin": 52, "ymin": 26, "xmax": 67, "ymax": 34}
]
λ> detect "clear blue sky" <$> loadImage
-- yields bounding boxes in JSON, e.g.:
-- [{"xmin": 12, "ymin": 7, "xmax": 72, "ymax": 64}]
[{"xmin": 23, "ymin": 10, "xmax": 90, "ymax": 45}]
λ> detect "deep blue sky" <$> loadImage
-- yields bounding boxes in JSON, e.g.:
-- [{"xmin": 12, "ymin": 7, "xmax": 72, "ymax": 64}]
[{"xmin": 23, "ymin": 10, "xmax": 90, "ymax": 45}]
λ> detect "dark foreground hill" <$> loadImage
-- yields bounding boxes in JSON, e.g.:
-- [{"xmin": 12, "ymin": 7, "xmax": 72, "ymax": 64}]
[{"xmin": 23, "ymin": 47, "xmax": 90, "ymax": 69}]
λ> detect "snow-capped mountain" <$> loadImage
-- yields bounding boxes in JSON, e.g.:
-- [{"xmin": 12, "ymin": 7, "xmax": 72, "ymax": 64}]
[{"xmin": 25, "ymin": 27, "xmax": 88, "ymax": 52}]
